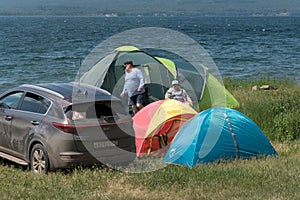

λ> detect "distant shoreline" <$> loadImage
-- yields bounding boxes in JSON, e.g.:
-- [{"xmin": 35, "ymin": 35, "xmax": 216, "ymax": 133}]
[{"xmin": 0, "ymin": 14, "xmax": 299, "ymax": 18}]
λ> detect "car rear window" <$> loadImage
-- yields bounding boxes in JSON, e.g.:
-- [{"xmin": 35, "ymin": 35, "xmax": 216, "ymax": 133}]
[
  {"xmin": 65, "ymin": 101, "xmax": 128, "ymax": 122},
  {"xmin": 20, "ymin": 92, "xmax": 51, "ymax": 114}
]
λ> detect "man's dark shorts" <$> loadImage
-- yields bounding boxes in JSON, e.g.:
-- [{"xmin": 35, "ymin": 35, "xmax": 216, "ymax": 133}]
[{"xmin": 129, "ymin": 92, "xmax": 147, "ymax": 106}]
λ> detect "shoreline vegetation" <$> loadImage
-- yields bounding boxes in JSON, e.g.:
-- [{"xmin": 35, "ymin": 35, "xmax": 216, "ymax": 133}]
[
  {"xmin": 224, "ymin": 77, "xmax": 299, "ymax": 142},
  {"xmin": 1, "ymin": 78, "xmax": 299, "ymax": 200}
]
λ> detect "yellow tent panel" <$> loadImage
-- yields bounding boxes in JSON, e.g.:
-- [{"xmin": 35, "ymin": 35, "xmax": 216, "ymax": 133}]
[
  {"xmin": 155, "ymin": 57, "xmax": 177, "ymax": 78},
  {"xmin": 145, "ymin": 99, "xmax": 197, "ymax": 138},
  {"xmin": 114, "ymin": 46, "xmax": 140, "ymax": 52}
]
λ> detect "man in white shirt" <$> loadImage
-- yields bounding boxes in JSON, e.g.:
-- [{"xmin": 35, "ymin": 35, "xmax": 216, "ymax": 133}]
[{"xmin": 121, "ymin": 61, "xmax": 146, "ymax": 115}]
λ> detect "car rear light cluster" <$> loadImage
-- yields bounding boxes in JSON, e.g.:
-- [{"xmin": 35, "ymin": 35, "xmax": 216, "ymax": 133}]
[
  {"xmin": 52, "ymin": 119, "xmax": 132, "ymax": 134},
  {"xmin": 52, "ymin": 122, "xmax": 78, "ymax": 134}
]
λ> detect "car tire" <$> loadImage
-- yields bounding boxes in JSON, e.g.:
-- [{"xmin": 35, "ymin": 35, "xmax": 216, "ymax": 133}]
[{"xmin": 30, "ymin": 144, "xmax": 50, "ymax": 173}]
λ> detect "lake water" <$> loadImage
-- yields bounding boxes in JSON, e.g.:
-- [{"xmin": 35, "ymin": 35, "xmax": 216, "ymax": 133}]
[{"xmin": 0, "ymin": 16, "xmax": 299, "ymax": 92}]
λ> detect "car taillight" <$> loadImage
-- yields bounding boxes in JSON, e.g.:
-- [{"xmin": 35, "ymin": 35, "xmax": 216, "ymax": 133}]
[{"xmin": 52, "ymin": 122, "xmax": 78, "ymax": 134}]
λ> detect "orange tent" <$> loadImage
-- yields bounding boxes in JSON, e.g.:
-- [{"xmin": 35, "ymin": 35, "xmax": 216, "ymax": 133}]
[{"xmin": 133, "ymin": 99, "xmax": 197, "ymax": 157}]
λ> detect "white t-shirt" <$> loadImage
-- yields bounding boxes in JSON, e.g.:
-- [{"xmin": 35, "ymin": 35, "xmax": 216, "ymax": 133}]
[{"xmin": 122, "ymin": 68, "xmax": 145, "ymax": 97}]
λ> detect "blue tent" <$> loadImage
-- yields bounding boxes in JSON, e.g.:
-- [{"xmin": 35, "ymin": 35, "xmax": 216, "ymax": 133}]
[{"xmin": 163, "ymin": 108, "xmax": 277, "ymax": 168}]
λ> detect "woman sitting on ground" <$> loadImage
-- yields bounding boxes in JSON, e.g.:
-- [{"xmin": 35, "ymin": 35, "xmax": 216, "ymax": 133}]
[{"xmin": 165, "ymin": 80, "xmax": 193, "ymax": 107}]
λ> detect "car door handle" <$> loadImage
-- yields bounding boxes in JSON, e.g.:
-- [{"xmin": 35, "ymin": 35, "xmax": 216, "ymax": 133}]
[
  {"xmin": 31, "ymin": 121, "xmax": 40, "ymax": 126},
  {"xmin": 4, "ymin": 115, "xmax": 12, "ymax": 121}
]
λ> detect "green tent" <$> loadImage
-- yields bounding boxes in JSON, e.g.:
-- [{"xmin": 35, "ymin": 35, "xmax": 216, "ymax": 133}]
[
  {"xmin": 155, "ymin": 55, "xmax": 239, "ymax": 110},
  {"xmin": 80, "ymin": 46, "xmax": 239, "ymax": 111},
  {"xmin": 200, "ymin": 70, "xmax": 240, "ymax": 110},
  {"xmin": 80, "ymin": 46, "xmax": 175, "ymax": 103}
]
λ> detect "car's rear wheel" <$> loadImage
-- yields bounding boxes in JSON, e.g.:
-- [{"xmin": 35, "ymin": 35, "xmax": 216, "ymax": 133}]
[{"xmin": 30, "ymin": 144, "xmax": 49, "ymax": 173}]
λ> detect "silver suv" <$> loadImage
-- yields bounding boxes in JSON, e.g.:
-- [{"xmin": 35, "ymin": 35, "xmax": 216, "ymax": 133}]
[{"xmin": 0, "ymin": 82, "xmax": 135, "ymax": 173}]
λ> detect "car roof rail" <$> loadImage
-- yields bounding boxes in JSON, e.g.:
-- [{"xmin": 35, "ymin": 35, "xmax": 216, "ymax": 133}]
[{"xmin": 20, "ymin": 84, "xmax": 65, "ymax": 99}]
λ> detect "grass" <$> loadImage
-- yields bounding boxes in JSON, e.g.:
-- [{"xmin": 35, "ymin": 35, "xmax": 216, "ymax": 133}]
[
  {"xmin": 224, "ymin": 77, "xmax": 300, "ymax": 142},
  {"xmin": 0, "ymin": 78, "xmax": 299, "ymax": 200}
]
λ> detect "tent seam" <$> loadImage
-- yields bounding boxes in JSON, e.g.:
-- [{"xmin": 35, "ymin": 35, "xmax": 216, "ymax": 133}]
[{"xmin": 223, "ymin": 112, "xmax": 240, "ymax": 159}]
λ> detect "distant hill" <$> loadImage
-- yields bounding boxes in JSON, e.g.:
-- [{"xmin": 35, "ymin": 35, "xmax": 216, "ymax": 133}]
[{"xmin": 0, "ymin": 0, "xmax": 299, "ymax": 16}]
